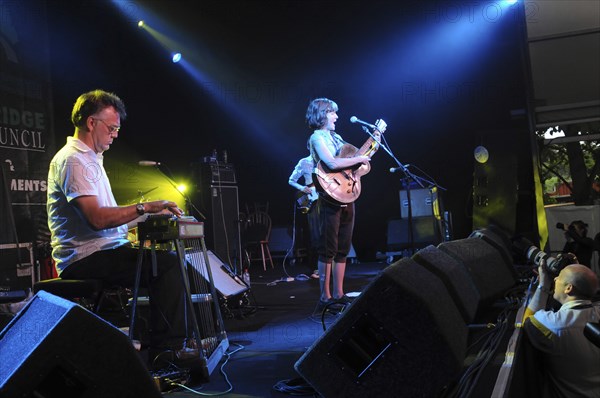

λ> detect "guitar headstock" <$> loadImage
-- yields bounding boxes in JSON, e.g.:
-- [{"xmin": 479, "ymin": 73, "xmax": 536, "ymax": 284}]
[{"xmin": 374, "ymin": 119, "xmax": 387, "ymax": 134}]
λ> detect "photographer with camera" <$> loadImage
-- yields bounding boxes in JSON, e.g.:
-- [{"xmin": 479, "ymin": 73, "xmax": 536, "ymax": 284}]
[
  {"xmin": 522, "ymin": 261, "xmax": 600, "ymax": 397},
  {"xmin": 557, "ymin": 220, "xmax": 596, "ymax": 269}
]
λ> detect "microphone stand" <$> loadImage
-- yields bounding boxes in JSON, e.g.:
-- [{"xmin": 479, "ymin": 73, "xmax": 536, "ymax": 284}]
[
  {"xmin": 153, "ymin": 163, "xmax": 207, "ymax": 220},
  {"xmin": 358, "ymin": 126, "xmax": 446, "ymax": 255},
  {"xmin": 397, "ymin": 163, "xmax": 421, "ymax": 256},
  {"xmin": 359, "ymin": 126, "xmax": 415, "ymax": 253}
]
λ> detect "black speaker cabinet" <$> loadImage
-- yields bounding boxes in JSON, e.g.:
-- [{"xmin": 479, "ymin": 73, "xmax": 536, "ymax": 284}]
[
  {"xmin": 412, "ymin": 245, "xmax": 480, "ymax": 323},
  {"xmin": 196, "ymin": 185, "xmax": 241, "ymax": 266},
  {"xmin": 469, "ymin": 226, "xmax": 517, "ymax": 279},
  {"xmin": 386, "ymin": 217, "xmax": 440, "ymax": 250},
  {"xmin": 472, "ymin": 135, "xmax": 518, "ymax": 234},
  {"xmin": 269, "ymin": 226, "xmax": 294, "ymax": 253},
  {"xmin": 438, "ymin": 237, "xmax": 516, "ymax": 304},
  {"xmin": 0, "ymin": 291, "xmax": 161, "ymax": 398},
  {"xmin": 295, "ymin": 258, "xmax": 467, "ymax": 398},
  {"xmin": 399, "ymin": 188, "xmax": 437, "ymax": 218}
]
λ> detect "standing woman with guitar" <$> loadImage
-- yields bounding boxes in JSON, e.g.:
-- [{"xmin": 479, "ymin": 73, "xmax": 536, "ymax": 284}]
[{"xmin": 306, "ymin": 98, "xmax": 380, "ymax": 305}]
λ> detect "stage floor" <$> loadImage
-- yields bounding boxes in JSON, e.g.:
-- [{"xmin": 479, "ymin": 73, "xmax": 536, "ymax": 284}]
[{"xmin": 154, "ymin": 260, "xmax": 387, "ymax": 397}]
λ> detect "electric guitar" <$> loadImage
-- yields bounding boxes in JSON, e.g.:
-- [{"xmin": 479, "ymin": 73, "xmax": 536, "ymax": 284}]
[
  {"xmin": 314, "ymin": 119, "xmax": 386, "ymax": 204},
  {"xmin": 296, "ymin": 186, "xmax": 319, "ymax": 214}
]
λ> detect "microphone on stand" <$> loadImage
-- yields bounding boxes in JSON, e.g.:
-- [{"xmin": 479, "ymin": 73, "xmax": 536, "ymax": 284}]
[
  {"xmin": 138, "ymin": 160, "xmax": 207, "ymax": 220},
  {"xmin": 138, "ymin": 160, "xmax": 161, "ymax": 167},
  {"xmin": 390, "ymin": 165, "xmax": 409, "ymax": 173},
  {"xmin": 350, "ymin": 116, "xmax": 376, "ymax": 129}
]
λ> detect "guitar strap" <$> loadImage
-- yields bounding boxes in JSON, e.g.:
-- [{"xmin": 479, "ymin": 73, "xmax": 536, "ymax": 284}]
[{"xmin": 331, "ymin": 132, "xmax": 345, "ymax": 155}]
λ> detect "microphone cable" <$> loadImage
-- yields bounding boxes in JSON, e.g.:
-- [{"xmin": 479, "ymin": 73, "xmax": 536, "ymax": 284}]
[
  {"xmin": 279, "ymin": 197, "xmax": 302, "ymax": 281},
  {"xmin": 451, "ymin": 297, "xmax": 519, "ymax": 398},
  {"xmin": 272, "ymin": 377, "xmax": 317, "ymax": 396}
]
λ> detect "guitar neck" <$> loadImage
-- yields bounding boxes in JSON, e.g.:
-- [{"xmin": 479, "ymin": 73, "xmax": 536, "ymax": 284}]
[{"xmin": 356, "ymin": 135, "xmax": 379, "ymax": 158}]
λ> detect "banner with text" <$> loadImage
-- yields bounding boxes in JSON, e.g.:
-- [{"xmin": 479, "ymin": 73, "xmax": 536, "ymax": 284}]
[{"xmin": 1, "ymin": 0, "xmax": 55, "ymax": 244}]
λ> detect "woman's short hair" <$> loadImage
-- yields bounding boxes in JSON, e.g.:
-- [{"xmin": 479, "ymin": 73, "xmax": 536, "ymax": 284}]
[{"xmin": 305, "ymin": 98, "xmax": 338, "ymax": 130}]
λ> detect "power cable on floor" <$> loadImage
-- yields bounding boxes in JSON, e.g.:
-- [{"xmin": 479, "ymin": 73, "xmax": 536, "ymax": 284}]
[
  {"xmin": 164, "ymin": 343, "xmax": 245, "ymax": 396},
  {"xmin": 272, "ymin": 377, "xmax": 318, "ymax": 396}
]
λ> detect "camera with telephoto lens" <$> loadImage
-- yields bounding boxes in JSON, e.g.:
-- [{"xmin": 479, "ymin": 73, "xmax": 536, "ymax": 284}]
[
  {"xmin": 512, "ymin": 236, "xmax": 577, "ymax": 276},
  {"xmin": 556, "ymin": 222, "xmax": 576, "ymax": 231}
]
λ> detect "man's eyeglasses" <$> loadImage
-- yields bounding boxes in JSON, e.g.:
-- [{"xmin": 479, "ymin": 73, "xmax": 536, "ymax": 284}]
[{"xmin": 92, "ymin": 118, "xmax": 120, "ymax": 133}]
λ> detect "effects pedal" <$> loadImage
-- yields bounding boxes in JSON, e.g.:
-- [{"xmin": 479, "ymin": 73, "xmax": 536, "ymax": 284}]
[{"xmin": 150, "ymin": 367, "xmax": 189, "ymax": 392}]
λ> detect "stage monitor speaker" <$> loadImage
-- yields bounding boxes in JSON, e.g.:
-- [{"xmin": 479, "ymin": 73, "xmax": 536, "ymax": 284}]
[
  {"xmin": 469, "ymin": 226, "xmax": 518, "ymax": 279},
  {"xmin": 412, "ymin": 245, "xmax": 480, "ymax": 322},
  {"xmin": 386, "ymin": 217, "xmax": 440, "ymax": 250},
  {"xmin": 269, "ymin": 226, "xmax": 294, "ymax": 253},
  {"xmin": 0, "ymin": 291, "xmax": 161, "ymax": 398},
  {"xmin": 295, "ymin": 258, "xmax": 467, "ymax": 398},
  {"xmin": 438, "ymin": 238, "xmax": 517, "ymax": 303},
  {"xmin": 197, "ymin": 185, "xmax": 241, "ymax": 267},
  {"xmin": 187, "ymin": 250, "xmax": 248, "ymax": 298}
]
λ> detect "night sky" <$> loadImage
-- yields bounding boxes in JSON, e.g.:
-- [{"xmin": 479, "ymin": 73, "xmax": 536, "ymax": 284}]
[{"xmin": 41, "ymin": 0, "xmax": 531, "ymax": 259}]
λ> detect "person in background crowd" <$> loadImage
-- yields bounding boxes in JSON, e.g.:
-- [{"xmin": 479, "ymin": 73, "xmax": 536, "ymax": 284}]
[
  {"xmin": 559, "ymin": 220, "xmax": 595, "ymax": 268},
  {"xmin": 288, "ymin": 146, "xmax": 321, "ymax": 279}
]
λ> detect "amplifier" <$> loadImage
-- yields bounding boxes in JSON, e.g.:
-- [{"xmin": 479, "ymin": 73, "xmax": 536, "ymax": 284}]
[
  {"xmin": 0, "ymin": 242, "xmax": 35, "ymax": 296},
  {"xmin": 399, "ymin": 188, "xmax": 438, "ymax": 218},
  {"xmin": 193, "ymin": 162, "xmax": 237, "ymax": 185}
]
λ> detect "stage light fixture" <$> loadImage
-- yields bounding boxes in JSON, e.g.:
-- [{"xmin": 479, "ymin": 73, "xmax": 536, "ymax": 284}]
[
  {"xmin": 177, "ymin": 183, "xmax": 187, "ymax": 193},
  {"xmin": 138, "ymin": 20, "xmax": 144, "ymax": 28},
  {"xmin": 172, "ymin": 53, "xmax": 182, "ymax": 63},
  {"xmin": 505, "ymin": 0, "xmax": 518, "ymax": 5},
  {"xmin": 474, "ymin": 146, "xmax": 489, "ymax": 164}
]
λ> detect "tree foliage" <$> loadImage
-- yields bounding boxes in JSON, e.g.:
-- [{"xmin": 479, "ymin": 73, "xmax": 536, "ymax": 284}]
[{"xmin": 537, "ymin": 123, "xmax": 600, "ymax": 205}]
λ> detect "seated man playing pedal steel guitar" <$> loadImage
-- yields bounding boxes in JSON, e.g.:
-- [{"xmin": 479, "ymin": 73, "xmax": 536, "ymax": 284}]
[{"xmin": 47, "ymin": 89, "xmax": 188, "ymax": 355}]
